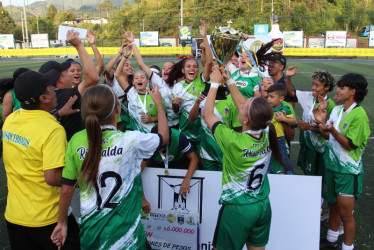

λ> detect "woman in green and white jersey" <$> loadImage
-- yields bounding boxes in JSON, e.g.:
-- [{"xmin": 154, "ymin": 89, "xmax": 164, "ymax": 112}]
[
  {"xmin": 170, "ymin": 21, "xmax": 213, "ymax": 147},
  {"xmin": 204, "ymin": 69, "xmax": 282, "ymax": 250},
  {"xmin": 285, "ymin": 68, "xmax": 336, "ymax": 176},
  {"xmin": 51, "ymin": 84, "xmax": 169, "ymax": 250},
  {"xmin": 315, "ymin": 73, "xmax": 370, "ymax": 250}
]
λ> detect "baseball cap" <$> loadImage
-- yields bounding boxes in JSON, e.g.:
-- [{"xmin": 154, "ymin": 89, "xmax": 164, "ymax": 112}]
[
  {"xmin": 14, "ymin": 70, "xmax": 59, "ymax": 105},
  {"xmin": 268, "ymin": 53, "xmax": 287, "ymax": 67},
  {"xmin": 39, "ymin": 60, "xmax": 72, "ymax": 74}
]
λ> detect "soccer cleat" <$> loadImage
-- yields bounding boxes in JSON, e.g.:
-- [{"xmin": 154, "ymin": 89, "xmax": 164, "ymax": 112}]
[{"xmin": 320, "ymin": 238, "xmax": 338, "ymax": 249}]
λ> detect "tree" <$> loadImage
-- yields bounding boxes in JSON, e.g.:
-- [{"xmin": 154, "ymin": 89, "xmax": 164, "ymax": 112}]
[
  {"xmin": 0, "ymin": 2, "xmax": 16, "ymax": 34},
  {"xmin": 46, "ymin": 4, "xmax": 57, "ymax": 20},
  {"xmin": 97, "ymin": 0, "xmax": 116, "ymax": 18}
]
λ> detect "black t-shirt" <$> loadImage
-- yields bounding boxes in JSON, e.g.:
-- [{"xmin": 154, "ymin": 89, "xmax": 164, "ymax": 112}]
[{"xmin": 55, "ymin": 87, "xmax": 84, "ymax": 141}]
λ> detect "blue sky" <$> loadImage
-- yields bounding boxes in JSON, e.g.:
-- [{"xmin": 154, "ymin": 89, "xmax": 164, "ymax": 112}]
[{"xmin": 2, "ymin": 0, "xmax": 42, "ymax": 6}]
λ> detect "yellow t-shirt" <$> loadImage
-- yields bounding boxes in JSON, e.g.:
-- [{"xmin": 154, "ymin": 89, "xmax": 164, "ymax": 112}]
[
  {"xmin": 272, "ymin": 104, "xmax": 294, "ymax": 138},
  {"xmin": 3, "ymin": 109, "xmax": 67, "ymax": 227}
]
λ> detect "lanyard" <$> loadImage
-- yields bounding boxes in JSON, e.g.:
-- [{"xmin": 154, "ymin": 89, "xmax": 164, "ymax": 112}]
[
  {"xmin": 334, "ymin": 102, "xmax": 357, "ymax": 131},
  {"xmin": 159, "ymin": 146, "xmax": 169, "ymax": 175},
  {"xmin": 180, "ymin": 80, "xmax": 195, "ymax": 98},
  {"xmin": 137, "ymin": 92, "xmax": 148, "ymax": 114}
]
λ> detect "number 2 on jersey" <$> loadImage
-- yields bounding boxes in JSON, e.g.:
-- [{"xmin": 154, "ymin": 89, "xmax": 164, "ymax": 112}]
[{"xmin": 94, "ymin": 171, "xmax": 122, "ymax": 210}]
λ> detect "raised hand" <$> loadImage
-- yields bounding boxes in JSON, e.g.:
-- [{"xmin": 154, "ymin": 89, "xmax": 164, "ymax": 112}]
[
  {"xmin": 312, "ymin": 107, "xmax": 327, "ymax": 124},
  {"xmin": 210, "ymin": 67, "xmax": 223, "ymax": 83},
  {"xmin": 86, "ymin": 30, "xmax": 96, "ymax": 45},
  {"xmin": 199, "ymin": 20, "xmax": 207, "ymax": 37},
  {"xmin": 286, "ymin": 66, "xmax": 297, "ymax": 77},
  {"xmin": 123, "ymin": 29, "xmax": 134, "ymax": 43},
  {"xmin": 66, "ymin": 30, "xmax": 82, "ymax": 47},
  {"xmin": 123, "ymin": 44, "xmax": 132, "ymax": 58},
  {"xmin": 317, "ymin": 95, "xmax": 329, "ymax": 111}
]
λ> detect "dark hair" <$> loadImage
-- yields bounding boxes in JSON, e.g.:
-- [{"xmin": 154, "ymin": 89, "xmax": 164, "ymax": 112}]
[
  {"xmin": 166, "ymin": 58, "xmax": 188, "ymax": 88},
  {"xmin": 79, "ymin": 85, "xmax": 119, "ymax": 186},
  {"xmin": 336, "ymin": 73, "xmax": 368, "ymax": 103},
  {"xmin": 312, "ymin": 71, "xmax": 335, "ymax": 92},
  {"xmin": 0, "ymin": 68, "xmax": 31, "ymax": 92},
  {"xmin": 267, "ymin": 83, "xmax": 287, "ymax": 97},
  {"xmin": 248, "ymin": 97, "xmax": 282, "ymax": 164},
  {"xmin": 67, "ymin": 59, "xmax": 82, "ymax": 68}
]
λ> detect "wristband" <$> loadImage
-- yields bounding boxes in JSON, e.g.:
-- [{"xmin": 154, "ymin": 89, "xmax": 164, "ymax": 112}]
[
  {"xmin": 210, "ymin": 82, "xmax": 220, "ymax": 89},
  {"xmin": 124, "ymin": 55, "xmax": 129, "ymax": 59},
  {"xmin": 226, "ymin": 78, "xmax": 234, "ymax": 86}
]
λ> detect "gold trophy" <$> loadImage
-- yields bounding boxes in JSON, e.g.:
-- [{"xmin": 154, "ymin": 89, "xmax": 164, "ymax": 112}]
[{"xmin": 210, "ymin": 20, "xmax": 242, "ymax": 73}]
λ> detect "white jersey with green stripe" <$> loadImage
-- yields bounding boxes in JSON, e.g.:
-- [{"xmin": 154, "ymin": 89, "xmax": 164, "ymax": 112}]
[
  {"xmin": 324, "ymin": 105, "xmax": 370, "ymax": 175},
  {"xmin": 63, "ymin": 129, "xmax": 160, "ymax": 249},
  {"xmin": 213, "ymin": 124, "xmax": 271, "ymax": 204},
  {"xmin": 296, "ymin": 90, "xmax": 335, "ymax": 153},
  {"xmin": 172, "ymin": 75, "xmax": 206, "ymax": 142}
]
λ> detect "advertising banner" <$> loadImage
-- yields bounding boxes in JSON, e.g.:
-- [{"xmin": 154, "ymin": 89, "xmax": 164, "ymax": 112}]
[
  {"xmin": 369, "ymin": 30, "xmax": 374, "ymax": 47},
  {"xmin": 284, "ymin": 31, "xmax": 303, "ymax": 47},
  {"xmin": 31, "ymin": 34, "xmax": 49, "ymax": 48},
  {"xmin": 142, "ymin": 168, "xmax": 321, "ymax": 250},
  {"xmin": 254, "ymin": 24, "xmax": 269, "ymax": 36},
  {"xmin": 242, "ymin": 35, "xmax": 272, "ymax": 53},
  {"xmin": 0, "ymin": 34, "xmax": 15, "ymax": 49},
  {"xmin": 140, "ymin": 31, "xmax": 159, "ymax": 47},
  {"xmin": 325, "ymin": 31, "xmax": 347, "ymax": 47},
  {"xmin": 179, "ymin": 26, "xmax": 193, "ymax": 45}
]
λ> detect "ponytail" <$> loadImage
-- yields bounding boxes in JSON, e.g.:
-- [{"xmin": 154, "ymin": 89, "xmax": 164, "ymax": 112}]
[{"xmin": 79, "ymin": 114, "xmax": 103, "ymax": 186}]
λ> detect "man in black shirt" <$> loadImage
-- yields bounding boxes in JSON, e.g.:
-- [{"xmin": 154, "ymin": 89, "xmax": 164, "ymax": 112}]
[{"xmin": 39, "ymin": 30, "xmax": 100, "ymax": 140}]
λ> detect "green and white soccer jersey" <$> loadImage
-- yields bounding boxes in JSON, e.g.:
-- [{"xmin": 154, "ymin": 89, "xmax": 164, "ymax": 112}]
[
  {"xmin": 324, "ymin": 105, "xmax": 370, "ymax": 175},
  {"xmin": 150, "ymin": 73, "xmax": 179, "ymax": 127},
  {"xmin": 231, "ymin": 70, "xmax": 260, "ymax": 98},
  {"xmin": 127, "ymin": 87, "xmax": 166, "ymax": 133},
  {"xmin": 198, "ymin": 97, "xmax": 236, "ymax": 170},
  {"xmin": 63, "ymin": 129, "xmax": 160, "ymax": 250},
  {"xmin": 296, "ymin": 90, "xmax": 335, "ymax": 153},
  {"xmin": 172, "ymin": 74, "xmax": 206, "ymax": 143},
  {"xmin": 213, "ymin": 124, "xmax": 271, "ymax": 204}
]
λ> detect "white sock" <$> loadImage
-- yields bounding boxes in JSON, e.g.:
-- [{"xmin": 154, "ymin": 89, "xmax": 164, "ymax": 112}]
[
  {"xmin": 342, "ymin": 242, "xmax": 354, "ymax": 250},
  {"xmin": 326, "ymin": 229, "xmax": 339, "ymax": 242}
]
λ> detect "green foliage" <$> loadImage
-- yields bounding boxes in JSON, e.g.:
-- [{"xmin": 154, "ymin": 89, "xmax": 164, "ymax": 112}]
[
  {"xmin": 46, "ymin": 4, "xmax": 57, "ymax": 19},
  {"xmin": 0, "ymin": 3, "xmax": 16, "ymax": 34}
]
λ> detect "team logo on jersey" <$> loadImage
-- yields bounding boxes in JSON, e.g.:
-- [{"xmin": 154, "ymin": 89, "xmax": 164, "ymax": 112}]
[
  {"xmin": 149, "ymin": 103, "xmax": 154, "ymax": 109},
  {"xmin": 224, "ymin": 107, "xmax": 229, "ymax": 115},
  {"xmin": 342, "ymin": 122, "xmax": 348, "ymax": 130},
  {"xmin": 168, "ymin": 155, "xmax": 174, "ymax": 161},
  {"xmin": 166, "ymin": 214, "xmax": 176, "ymax": 223},
  {"xmin": 235, "ymin": 81, "xmax": 248, "ymax": 88},
  {"xmin": 178, "ymin": 215, "xmax": 184, "ymax": 225}
]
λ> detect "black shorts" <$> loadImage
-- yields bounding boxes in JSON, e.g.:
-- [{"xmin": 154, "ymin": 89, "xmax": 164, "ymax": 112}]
[{"xmin": 7, "ymin": 214, "xmax": 80, "ymax": 250}]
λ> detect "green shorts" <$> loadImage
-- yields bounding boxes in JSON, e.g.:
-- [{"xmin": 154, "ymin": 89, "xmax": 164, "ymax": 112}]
[
  {"xmin": 297, "ymin": 145, "xmax": 325, "ymax": 176},
  {"xmin": 323, "ymin": 168, "xmax": 362, "ymax": 204},
  {"xmin": 213, "ymin": 198, "xmax": 272, "ymax": 249},
  {"xmin": 202, "ymin": 159, "xmax": 222, "ymax": 171}
]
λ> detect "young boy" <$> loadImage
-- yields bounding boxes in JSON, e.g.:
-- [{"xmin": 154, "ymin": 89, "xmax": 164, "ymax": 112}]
[
  {"xmin": 314, "ymin": 73, "xmax": 370, "ymax": 250},
  {"xmin": 267, "ymin": 83, "xmax": 297, "ymax": 174}
]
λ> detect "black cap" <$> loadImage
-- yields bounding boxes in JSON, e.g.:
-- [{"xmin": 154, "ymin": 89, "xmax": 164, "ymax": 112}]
[
  {"xmin": 39, "ymin": 60, "xmax": 71, "ymax": 74},
  {"xmin": 269, "ymin": 53, "xmax": 286, "ymax": 67},
  {"xmin": 14, "ymin": 70, "xmax": 59, "ymax": 105}
]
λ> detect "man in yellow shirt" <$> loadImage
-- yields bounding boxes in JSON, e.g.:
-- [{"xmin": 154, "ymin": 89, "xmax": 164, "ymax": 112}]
[{"xmin": 2, "ymin": 70, "xmax": 80, "ymax": 249}]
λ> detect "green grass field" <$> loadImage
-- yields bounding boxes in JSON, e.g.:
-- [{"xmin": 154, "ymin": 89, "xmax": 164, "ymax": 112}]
[{"xmin": 0, "ymin": 57, "xmax": 373, "ymax": 249}]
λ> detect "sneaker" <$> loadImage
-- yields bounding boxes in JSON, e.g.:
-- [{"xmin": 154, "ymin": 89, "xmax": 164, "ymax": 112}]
[{"xmin": 320, "ymin": 238, "xmax": 338, "ymax": 249}]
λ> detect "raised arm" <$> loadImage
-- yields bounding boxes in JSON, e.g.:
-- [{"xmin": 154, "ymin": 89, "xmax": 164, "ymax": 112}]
[
  {"xmin": 203, "ymin": 68, "xmax": 221, "ymax": 130},
  {"xmin": 200, "ymin": 21, "xmax": 213, "ymax": 81},
  {"xmin": 104, "ymin": 43, "xmax": 126, "ymax": 80},
  {"xmin": 115, "ymin": 45, "xmax": 133, "ymax": 91},
  {"xmin": 86, "ymin": 30, "xmax": 104, "ymax": 76},
  {"xmin": 285, "ymin": 66, "xmax": 297, "ymax": 97},
  {"xmin": 225, "ymin": 74, "xmax": 247, "ymax": 111},
  {"xmin": 125, "ymin": 30, "xmax": 153, "ymax": 77},
  {"xmin": 148, "ymin": 84, "xmax": 169, "ymax": 145},
  {"xmin": 188, "ymin": 93, "xmax": 206, "ymax": 122},
  {"xmin": 65, "ymin": 30, "xmax": 100, "ymax": 96}
]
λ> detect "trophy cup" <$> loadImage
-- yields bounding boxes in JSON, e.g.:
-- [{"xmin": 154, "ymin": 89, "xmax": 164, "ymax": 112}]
[
  {"xmin": 208, "ymin": 20, "xmax": 242, "ymax": 99},
  {"xmin": 210, "ymin": 20, "xmax": 242, "ymax": 73}
]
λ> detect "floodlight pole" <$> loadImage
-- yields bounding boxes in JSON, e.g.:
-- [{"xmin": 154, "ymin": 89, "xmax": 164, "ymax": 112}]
[
  {"xmin": 23, "ymin": 0, "xmax": 29, "ymax": 47},
  {"xmin": 181, "ymin": 0, "xmax": 183, "ymax": 26}
]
